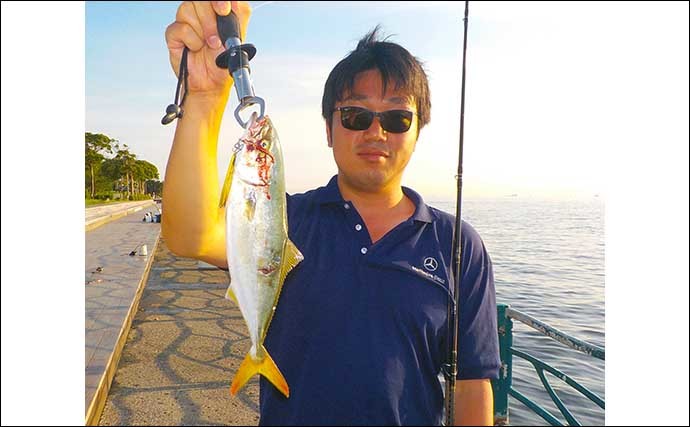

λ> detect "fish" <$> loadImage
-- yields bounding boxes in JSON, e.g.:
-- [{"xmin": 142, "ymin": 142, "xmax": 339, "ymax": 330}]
[{"xmin": 219, "ymin": 113, "xmax": 303, "ymax": 398}]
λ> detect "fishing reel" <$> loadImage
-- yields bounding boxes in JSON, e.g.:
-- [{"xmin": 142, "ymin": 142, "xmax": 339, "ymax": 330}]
[{"xmin": 215, "ymin": 11, "xmax": 265, "ymax": 129}]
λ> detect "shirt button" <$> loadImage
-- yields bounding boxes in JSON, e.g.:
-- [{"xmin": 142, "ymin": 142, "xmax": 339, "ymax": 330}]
[
  {"xmin": 344, "ymin": 203, "xmax": 350, "ymax": 209},
  {"xmin": 355, "ymin": 224, "xmax": 362, "ymax": 231},
  {"xmin": 360, "ymin": 247, "xmax": 368, "ymax": 254}
]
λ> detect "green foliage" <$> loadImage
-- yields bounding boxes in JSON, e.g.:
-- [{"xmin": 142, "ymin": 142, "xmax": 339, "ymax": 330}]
[
  {"xmin": 93, "ymin": 192, "xmax": 115, "ymax": 200},
  {"xmin": 85, "ymin": 132, "xmax": 117, "ymax": 198},
  {"xmin": 85, "ymin": 132, "xmax": 162, "ymax": 199},
  {"xmin": 127, "ymin": 193, "xmax": 151, "ymax": 201},
  {"xmin": 146, "ymin": 180, "xmax": 164, "ymax": 196},
  {"xmin": 85, "ymin": 133, "xmax": 115, "ymax": 162},
  {"xmin": 101, "ymin": 157, "xmax": 124, "ymax": 181},
  {"xmin": 135, "ymin": 159, "xmax": 159, "ymax": 181}
]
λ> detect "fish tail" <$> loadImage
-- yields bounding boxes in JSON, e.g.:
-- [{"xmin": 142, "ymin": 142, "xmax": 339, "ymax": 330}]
[{"xmin": 230, "ymin": 345, "xmax": 289, "ymax": 398}]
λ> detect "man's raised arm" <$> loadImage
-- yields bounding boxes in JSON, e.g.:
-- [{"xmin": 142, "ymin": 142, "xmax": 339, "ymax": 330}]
[{"xmin": 161, "ymin": 1, "xmax": 252, "ymax": 268}]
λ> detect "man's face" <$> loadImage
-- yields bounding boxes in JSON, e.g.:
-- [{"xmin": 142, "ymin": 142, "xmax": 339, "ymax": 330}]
[{"xmin": 326, "ymin": 69, "xmax": 419, "ymax": 194}]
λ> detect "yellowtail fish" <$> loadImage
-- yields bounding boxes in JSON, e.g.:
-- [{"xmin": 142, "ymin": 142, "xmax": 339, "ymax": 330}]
[{"xmin": 219, "ymin": 113, "xmax": 303, "ymax": 398}]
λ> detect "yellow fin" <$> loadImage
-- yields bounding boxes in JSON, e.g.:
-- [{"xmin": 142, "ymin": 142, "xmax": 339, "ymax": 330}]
[
  {"xmin": 244, "ymin": 194, "xmax": 256, "ymax": 221},
  {"xmin": 219, "ymin": 150, "xmax": 237, "ymax": 208},
  {"xmin": 225, "ymin": 285, "xmax": 238, "ymax": 305},
  {"xmin": 278, "ymin": 239, "xmax": 304, "ymax": 286},
  {"xmin": 230, "ymin": 345, "xmax": 289, "ymax": 398}
]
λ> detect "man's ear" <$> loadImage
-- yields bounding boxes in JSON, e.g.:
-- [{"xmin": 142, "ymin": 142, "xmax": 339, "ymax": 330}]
[{"xmin": 325, "ymin": 119, "xmax": 333, "ymax": 147}]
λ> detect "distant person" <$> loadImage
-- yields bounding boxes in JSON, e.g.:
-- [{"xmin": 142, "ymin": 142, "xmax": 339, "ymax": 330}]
[{"xmin": 162, "ymin": 1, "xmax": 499, "ymax": 425}]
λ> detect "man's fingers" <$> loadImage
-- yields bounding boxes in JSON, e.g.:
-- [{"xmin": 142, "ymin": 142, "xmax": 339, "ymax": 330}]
[
  {"xmin": 231, "ymin": 1, "xmax": 251, "ymax": 16},
  {"xmin": 213, "ymin": 1, "xmax": 232, "ymax": 16},
  {"xmin": 165, "ymin": 21, "xmax": 205, "ymax": 52},
  {"xmin": 192, "ymin": 1, "xmax": 222, "ymax": 49},
  {"xmin": 176, "ymin": 1, "xmax": 204, "ymax": 42}
]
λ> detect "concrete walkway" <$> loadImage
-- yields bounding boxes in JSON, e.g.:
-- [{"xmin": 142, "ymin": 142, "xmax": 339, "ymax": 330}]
[
  {"xmin": 85, "ymin": 200, "xmax": 162, "ymax": 424},
  {"xmin": 97, "ymin": 239, "xmax": 259, "ymax": 426},
  {"xmin": 86, "ymin": 201, "xmax": 158, "ymax": 231}
]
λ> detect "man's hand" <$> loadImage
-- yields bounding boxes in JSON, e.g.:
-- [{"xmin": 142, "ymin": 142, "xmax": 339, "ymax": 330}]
[{"xmin": 165, "ymin": 1, "xmax": 252, "ymax": 96}]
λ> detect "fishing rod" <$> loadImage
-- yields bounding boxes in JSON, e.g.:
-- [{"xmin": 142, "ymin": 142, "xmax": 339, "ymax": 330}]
[{"xmin": 444, "ymin": 1, "xmax": 469, "ymax": 425}]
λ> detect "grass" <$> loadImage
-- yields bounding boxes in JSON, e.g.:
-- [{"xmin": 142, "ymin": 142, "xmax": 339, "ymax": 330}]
[{"xmin": 85, "ymin": 199, "xmax": 133, "ymax": 207}]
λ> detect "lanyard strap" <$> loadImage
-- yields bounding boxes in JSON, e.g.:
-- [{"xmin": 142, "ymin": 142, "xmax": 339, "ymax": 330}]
[{"xmin": 161, "ymin": 47, "xmax": 189, "ymax": 125}]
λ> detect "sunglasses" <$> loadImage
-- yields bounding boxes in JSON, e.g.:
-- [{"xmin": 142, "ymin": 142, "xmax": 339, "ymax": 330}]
[{"xmin": 334, "ymin": 106, "xmax": 416, "ymax": 134}]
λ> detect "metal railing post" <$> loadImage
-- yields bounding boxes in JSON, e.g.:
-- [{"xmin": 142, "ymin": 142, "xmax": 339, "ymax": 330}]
[{"xmin": 492, "ymin": 303, "xmax": 513, "ymax": 425}]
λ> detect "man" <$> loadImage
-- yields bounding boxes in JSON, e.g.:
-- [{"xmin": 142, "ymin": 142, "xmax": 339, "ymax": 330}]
[{"xmin": 163, "ymin": 1, "xmax": 500, "ymax": 425}]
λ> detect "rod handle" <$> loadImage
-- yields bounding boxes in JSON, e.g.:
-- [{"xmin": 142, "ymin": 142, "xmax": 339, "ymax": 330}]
[{"xmin": 217, "ymin": 11, "xmax": 241, "ymax": 43}]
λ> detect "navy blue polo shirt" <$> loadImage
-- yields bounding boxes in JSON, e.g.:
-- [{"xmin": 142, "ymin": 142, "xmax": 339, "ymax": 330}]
[{"xmin": 258, "ymin": 175, "xmax": 500, "ymax": 426}]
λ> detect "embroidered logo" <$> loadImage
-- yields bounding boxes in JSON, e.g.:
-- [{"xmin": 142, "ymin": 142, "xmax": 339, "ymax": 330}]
[
  {"xmin": 411, "ymin": 265, "xmax": 446, "ymax": 285},
  {"xmin": 423, "ymin": 257, "xmax": 438, "ymax": 272}
]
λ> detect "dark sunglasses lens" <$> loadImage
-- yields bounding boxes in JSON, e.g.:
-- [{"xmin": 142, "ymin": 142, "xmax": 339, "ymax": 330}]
[
  {"xmin": 380, "ymin": 110, "xmax": 413, "ymax": 133},
  {"xmin": 341, "ymin": 107, "xmax": 373, "ymax": 130}
]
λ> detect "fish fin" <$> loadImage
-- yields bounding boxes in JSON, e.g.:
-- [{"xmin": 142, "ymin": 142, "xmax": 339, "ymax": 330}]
[
  {"xmin": 278, "ymin": 239, "xmax": 304, "ymax": 286},
  {"xmin": 219, "ymin": 151, "xmax": 237, "ymax": 208},
  {"xmin": 225, "ymin": 285, "xmax": 238, "ymax": 305},
  {"xmin": 230, "ymin": 346, "xmax": 289, "ymax": 398}
]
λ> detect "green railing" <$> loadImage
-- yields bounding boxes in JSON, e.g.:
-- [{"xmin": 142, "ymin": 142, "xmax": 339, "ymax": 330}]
[{"xmin": 491, "ymin": 304, "xmax": 605, "ymax": 426}]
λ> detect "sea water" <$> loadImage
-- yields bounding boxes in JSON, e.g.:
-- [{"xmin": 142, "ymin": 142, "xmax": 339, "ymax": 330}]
[{"xmin": 432, "ymin": 197, "xmax": 605, "ymax": 426}]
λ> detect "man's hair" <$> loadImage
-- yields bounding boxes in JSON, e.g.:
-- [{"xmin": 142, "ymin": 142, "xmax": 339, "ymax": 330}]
[{"xmin": 321, "ymin": 25, "xmax": 431, "ymax": 135}]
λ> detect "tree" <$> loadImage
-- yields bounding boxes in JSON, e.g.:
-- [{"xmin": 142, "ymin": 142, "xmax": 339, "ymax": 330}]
[
  {"xmin": 112, "ymin": 144, "xmax": 137, "ymax": 196},
  {"xmin": 134, "ymin": 160, "xmax": 160, "ymax": 194},
  {"xmin": 146, "ymin": 180, "xmax": 163, "ymax": 197},
  {"xmin": 101, "ymin": 157, "xmax": 124, "ymax": 191},
  {"xmin": 85, "ymin": 132, "xmax": 115, "ymax": 198},
  {"xmin": 85, "ymin": 132, "xmax": 162, "ymax": 200}
]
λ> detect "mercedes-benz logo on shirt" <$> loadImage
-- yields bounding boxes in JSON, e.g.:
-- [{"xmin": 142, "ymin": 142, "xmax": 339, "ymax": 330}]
[{"xmin": 423, "ymin": 257, "xmax": 438, "ymax": 272}]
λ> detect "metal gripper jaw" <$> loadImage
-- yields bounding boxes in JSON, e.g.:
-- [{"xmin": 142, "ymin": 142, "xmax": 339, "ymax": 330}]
[{"xmin": 215, "ymin": 12, "xmax": 265, "ymax": 128}]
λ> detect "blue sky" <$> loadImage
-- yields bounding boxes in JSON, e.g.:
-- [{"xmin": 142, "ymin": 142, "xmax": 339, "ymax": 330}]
[{"xmin": 85, "ymin": 1, "xmax": 689, "ymax": 199}]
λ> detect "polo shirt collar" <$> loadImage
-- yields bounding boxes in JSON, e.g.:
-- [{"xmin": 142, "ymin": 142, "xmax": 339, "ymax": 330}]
[
  {"xmin": 317, "ymin": 175, "xmax": 436, "ymax": 223},
  {"xmin": 317, "ymin": 175, "xmax": 345, "ymax": 205},
  {"xmin": 402, "ymin": 186, "xmax": 435, "ymax": 223}
]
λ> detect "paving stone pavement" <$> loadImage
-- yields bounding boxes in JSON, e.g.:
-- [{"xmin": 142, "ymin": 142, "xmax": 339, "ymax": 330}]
[
  {"xmin": 86, "ymin": 202, "xmax": 162, "ymax": 422},
  {"xmin": 98, "ymin": 239, "xmax": 260, "ymax": 426}
]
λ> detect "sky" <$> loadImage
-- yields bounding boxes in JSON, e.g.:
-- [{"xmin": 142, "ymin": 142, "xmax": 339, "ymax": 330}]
[
  {"xmin": 1, "ymin": 2, "xmax": 688, "ymax": 426},
  {"xmin": 83, "ymin": 1, "xmax": 690, "ymax": 201}
]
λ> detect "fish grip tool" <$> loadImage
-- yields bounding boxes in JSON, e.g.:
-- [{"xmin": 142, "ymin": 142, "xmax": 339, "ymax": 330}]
[
  {"xmin": 215, "ymin": 11, "xmax": 264, "ymax": 129},
  {"xmin": 161, "ymin": 11, "xmax": 263, "ymax": 128}
]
